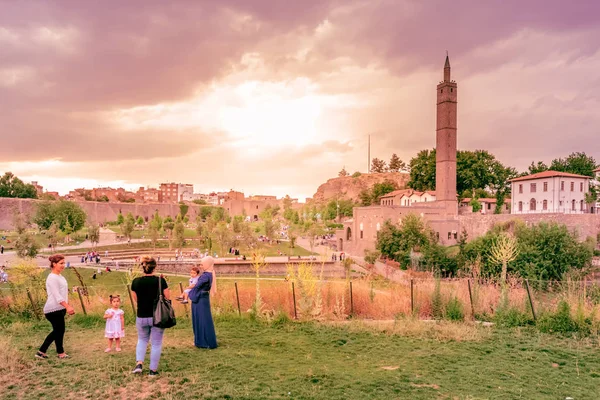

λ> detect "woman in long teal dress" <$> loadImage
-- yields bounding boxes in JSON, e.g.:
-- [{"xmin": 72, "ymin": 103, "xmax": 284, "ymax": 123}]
[{"xmin": 189, "ymin": 256, "xmax": 218, "ymax": 349}]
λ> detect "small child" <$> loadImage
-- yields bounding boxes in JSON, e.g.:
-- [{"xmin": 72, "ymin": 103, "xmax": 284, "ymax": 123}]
[
  {"xmin": 103, "ymin": 295, "xmax": 125, "ymax": 352},
  {"xmin": 176, "ymin": 267, "xmax": 200, "ymax": 304}
]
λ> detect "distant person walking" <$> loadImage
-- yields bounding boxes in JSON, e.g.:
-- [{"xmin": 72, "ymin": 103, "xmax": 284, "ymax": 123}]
[
  {"xmin": 189, "ymin": 256, "xmax": 218, "ymax": 349},
  {"xmin": 130, "ymin": 256, "xmax": 170, "ymax": 376},
  {"xmin": 36, "ymin": 254, "xmax": 75, "ymax": 360}
]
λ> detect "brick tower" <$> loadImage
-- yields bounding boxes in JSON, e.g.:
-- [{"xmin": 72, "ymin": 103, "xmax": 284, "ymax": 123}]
[{"xmin": 435, "ymin": 54, "xmax": 458, "ymax": 215}]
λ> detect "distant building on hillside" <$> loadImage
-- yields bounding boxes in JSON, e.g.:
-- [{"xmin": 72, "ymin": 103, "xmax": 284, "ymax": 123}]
[
  {"xmin": 459, "ymin": 198, "xmax": 510, "ymax": 214},
  {"xmin": 379, "ymin": 190, "xmax": 436, "ymax": 206},
  {"xmin": 509, "ymin": 171, "xmax": 591, "ymax": 214}
]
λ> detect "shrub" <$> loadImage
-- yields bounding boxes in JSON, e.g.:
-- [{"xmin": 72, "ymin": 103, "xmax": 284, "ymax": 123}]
[
  {"xmin": 494, "ymin": 307, "xmax": 533, "ymax": 328},
  {"xmin": 430, "ymin": 279, "xmax": 444, "ymax": 319},
  {"xmin": 594, "ymin": 249, "xmax": 600, "ymax": 257},
  {"xmin": 445, "ymin": 297, "xmax": 464, "ymax": 321},
  {"xmin": 537, "ymin": 300, "xmax": 584, "ymax": 335},
  {"xmin": 351, "ymin": 172, "xmax": 361, "ymax": 178}
]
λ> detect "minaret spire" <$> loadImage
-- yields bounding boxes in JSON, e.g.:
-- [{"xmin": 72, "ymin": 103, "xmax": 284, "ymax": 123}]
[{"xmin": 444, "ymin": 52, "xmax": 451, "ymax": 82}]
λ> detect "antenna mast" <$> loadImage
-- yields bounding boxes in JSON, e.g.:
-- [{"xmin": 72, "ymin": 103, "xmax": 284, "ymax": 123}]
[{"xmin": 368, "ymin": 134, "xmax": 371, "ymax": 173}]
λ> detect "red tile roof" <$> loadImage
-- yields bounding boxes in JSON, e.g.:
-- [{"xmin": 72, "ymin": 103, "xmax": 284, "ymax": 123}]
[
  {"xmin": 509, "ymin": 170, "xmax": 591, "ymax": 183},
  {"xmin": 379, "ymin": 189, "xmax": 412, "ymax": 198}
]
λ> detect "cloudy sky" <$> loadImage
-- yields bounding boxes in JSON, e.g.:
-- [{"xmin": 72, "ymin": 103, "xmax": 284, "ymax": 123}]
[{"xmin": 2, "ymin": 1, "xmax": 599, "ymax": 200}]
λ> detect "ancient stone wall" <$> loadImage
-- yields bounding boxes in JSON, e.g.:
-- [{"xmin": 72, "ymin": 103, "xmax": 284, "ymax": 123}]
[
  {"xmin": 0, "ymin": 198, "xmax": 205, "ymax": 230},
  {"xmin": 458, "ymin": 213, "xmax": 600, "ymax": 241}
]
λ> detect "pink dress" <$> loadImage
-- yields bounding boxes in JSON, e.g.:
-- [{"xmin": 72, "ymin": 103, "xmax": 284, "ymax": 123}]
[{"xmin": 104, "ymin": 309, "xmax": 125, "ymax": 338}]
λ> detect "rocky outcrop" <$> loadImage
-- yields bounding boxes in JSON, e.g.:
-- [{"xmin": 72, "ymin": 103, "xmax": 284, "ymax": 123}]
[{"xmin": 312, "ymin": 172, "xmax": 410, "ymax": 203}]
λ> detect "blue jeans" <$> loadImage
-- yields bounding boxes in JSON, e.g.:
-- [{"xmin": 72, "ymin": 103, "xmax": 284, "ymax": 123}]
[{"xmin": 135, "ymin": 317, "xmax": 165, "ymax": 371}]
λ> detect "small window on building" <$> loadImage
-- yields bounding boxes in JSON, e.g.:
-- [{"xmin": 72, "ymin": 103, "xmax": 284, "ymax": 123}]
[
  {"xmin": 360, "ymin": 230, "xmax": 363, "ymax": 239},
  {"xmin": 561, "ymin": 181, "xmax": 565, "ymax": 191},
  {"xmin": 570, "ymin": 182, "xmax": 574, "ymax": 191},
  {"xmin": 518, "ymin": 201, "xmax": 523, "ymax": 212},
  {"xmin": 543, "ymin": 200, "xmax": 548, "ymax": 210},
  {"xmin": 447, "ymin": 232, "xmax": 451, "ymax": 240},
  {"xmin": 519, "ymin": 184, "xmax": 523, "ymax": 194},
  {"xmin": 580, "ymin": 182, "xmax": 584, "ymax": 191},
  {"xmin": 580, "ymin": 200, "xmax": 584, "ymax": 211},
  {"xmin": 450, "ymin": 88, "xmax": 453, "ymax": 92},
  {"xmin": 453, "ymin": 232, "xmax": 457, "ymax": 239},
  {"xmin": 435, "ymin": 232, "xmax": 440, "ymax": 240},
  {"xmin": 543, "ymin": 182, "xmax": 548, "ymax": 192},
  {"xmin": 531, "ymin": 183, "xmax": 536, "ymax": 193},
  {"xmin": 440, "ymin": 89, "xmax": 443, "ymax": 93},
  {"xmin": 572, "ymin": 199, "xmax": 576, "ymax": 210},
  {"xmin": 560, "ymin": 200, "xmax": 563, "ymax": 206}
]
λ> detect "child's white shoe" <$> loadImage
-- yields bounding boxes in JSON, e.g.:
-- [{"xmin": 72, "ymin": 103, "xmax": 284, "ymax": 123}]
[
  {"xmin": 116, "ymin": 347, "xmax": 122, "ymax": 352},
  {"xmin": 104, "ymin": 348, "xmax": 111, "ymax": 353}
]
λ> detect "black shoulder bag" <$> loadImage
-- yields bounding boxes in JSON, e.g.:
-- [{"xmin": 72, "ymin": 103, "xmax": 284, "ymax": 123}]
[{"xmin": 153, "ymin": 276, "xmax": 176, "ymax": 329}]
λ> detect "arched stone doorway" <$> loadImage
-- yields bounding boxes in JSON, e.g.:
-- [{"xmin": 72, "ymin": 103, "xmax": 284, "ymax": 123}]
[{"xmin": 338, "ymin": 238, "xmax": 343, "ymax": 251}]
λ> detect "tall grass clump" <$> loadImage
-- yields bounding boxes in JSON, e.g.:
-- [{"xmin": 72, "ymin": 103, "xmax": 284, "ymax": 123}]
[{"xmin": 286, "ymin": 260, "xmax": 325, "ymax": 320}]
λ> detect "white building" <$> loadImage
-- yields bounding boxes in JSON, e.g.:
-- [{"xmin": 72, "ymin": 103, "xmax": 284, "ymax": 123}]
[
  {"xmin": 509, "ymin": 171, "xmax": 591, "ymax": 214},
  {"xmin": 592, "ymin": 167, "xmax": 600, "ymax": 214},
  {"xmin": 380, "ymin": 190, "xmax": 436, "ymax": 206}
]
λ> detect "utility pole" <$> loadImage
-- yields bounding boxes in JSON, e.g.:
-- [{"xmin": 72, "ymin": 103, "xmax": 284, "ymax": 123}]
[{"xmin": 368, "ymin": 134, "xmax": 371, "ymax": 173}]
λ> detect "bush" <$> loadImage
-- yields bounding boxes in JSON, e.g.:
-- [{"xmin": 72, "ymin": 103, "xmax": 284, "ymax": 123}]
[
  {"xmin": 493, "ymin": 307, "xmax": 534, "ymax": 328},
  {"xmin": 445, "ymin": 297, "xmax": 464, "ymax": 321},
  {"xmin": 594, "ymin": 249, "xmax": 600, "ymax": 257},
  {"xmin": 537, "ymin": 300, "xmax": 586, "ymax": 335},
  {"xmin": 351, "ymin": 172, "xmax": 361, "ymax": 178},
  {"xmin": 430, "ymin": 279, "xmax": 444, "ymax": 319}
]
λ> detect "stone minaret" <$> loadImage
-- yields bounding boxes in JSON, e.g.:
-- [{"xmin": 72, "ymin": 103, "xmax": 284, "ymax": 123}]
[{"xmin": 435, "ymin": 54, "xmax": 458, "ymax": 215}]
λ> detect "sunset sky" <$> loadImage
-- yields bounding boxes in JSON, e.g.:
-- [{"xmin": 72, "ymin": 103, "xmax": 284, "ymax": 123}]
[{"xmin": 2, "ymin": 1, "xmax": 599, "ymax": 200}]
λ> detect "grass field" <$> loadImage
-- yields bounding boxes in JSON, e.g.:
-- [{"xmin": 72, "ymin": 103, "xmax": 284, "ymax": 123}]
[
  {"xmin": 2, "ymin": 314, "xmax": 600, "ymax": 399},
  {"xmin": 48, "ymin": 240, "xmax": 316, "ymax": 258}
]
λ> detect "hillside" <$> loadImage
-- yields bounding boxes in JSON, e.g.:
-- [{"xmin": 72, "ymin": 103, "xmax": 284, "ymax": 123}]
[{"xmin": 312, "ymin": 172, "xmax": 410, "ymax": 203}]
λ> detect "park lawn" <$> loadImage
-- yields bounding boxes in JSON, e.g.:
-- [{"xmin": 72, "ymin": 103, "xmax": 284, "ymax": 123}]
[
  {"xmin": 47, "ymin": 239, "xmax": 315, "ymax": 257},
  {"xmin": 2, "ymin": 314, "xmax": 600, "ymax": 399},
  {"xmin": 0, "ymin": 228, "xmax": 89, "ymax": 251},
  {"xmin": 108, "ymin": 226, "xmax": 199, "ymax": 239}
]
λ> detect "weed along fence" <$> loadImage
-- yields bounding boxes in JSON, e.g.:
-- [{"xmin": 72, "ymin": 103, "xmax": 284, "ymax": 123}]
[{"xmin": 3, "ymin": 266, "xmax": 600, "ymax": 332}]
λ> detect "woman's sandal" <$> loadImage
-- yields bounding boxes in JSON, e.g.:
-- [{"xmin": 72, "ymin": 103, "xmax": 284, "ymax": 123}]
[
  {"xmin": 35, "ymin": 351, "xmax": 48, "ymax": 359},
  {"xmin": 58, "ymin": 354, "xmax": 70, "ymax": 359}
]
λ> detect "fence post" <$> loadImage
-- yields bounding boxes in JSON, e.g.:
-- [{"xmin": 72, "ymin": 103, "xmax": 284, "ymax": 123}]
[
  {"xmin": 126, "ymin": 285, "xmax": 136, "ymax": 316},
  {"xmin": 349, "ymin": 281, "xmax": 354, "ymax": 316},
  {"xmin": 234, "ymin": 281, "xmax": 241, "ymax": 316},
  {"xmin": 291, "ymin": 281, "xmax": 298, "ymax": 320},
  {"xmin": 467, "ymin": 279, "xmax": 475, "ymax": 319},
  {"xmin": 178, "ymin": 282, "xmax": 189, "ymax": 318},
  {"xmin": 26, "ymin": 288, "xmax": 40, "ymax": 320},
  {"xmin": 525, "ymin": 279, "xmax": 537, "ymax": 321},
  {"xmin": 76, "ymin": 287, "xmax": 87, "ymax": 315},
  {"xmin": 410, "ymin": 279, "xmax": 414, "ymax": 315}
]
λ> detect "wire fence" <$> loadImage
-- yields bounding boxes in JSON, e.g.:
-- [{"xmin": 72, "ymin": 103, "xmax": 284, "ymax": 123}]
[{"xmin": 3, "ymin": 275, "xmax": 600, "ymax": 323}]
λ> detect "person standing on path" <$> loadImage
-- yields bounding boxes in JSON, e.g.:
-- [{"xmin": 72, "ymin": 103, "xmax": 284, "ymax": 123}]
[
  {"xmin": 130, "ymin": 256, "xmax": 170, "ymax": 376},
  {"xmin": 189, "ymin": 256, "xmax": 218, "ymax": 349},
  {"xmin": 36, "ymin": 254, "xmax": 75, "ymax": 360}
]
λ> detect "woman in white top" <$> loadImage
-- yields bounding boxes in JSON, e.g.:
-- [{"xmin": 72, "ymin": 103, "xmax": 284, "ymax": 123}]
[{"xmin": 36, "ymin": 254, "xmax": 75, "ymax": 359}]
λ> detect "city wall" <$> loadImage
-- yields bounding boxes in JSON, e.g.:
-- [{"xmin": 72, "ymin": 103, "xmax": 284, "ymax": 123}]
[
  {"xmin": 458, "ymin": 213, "xmax": 600, "ymax": 241},
  {"xmin": 0, "ymin": 198, "xmax": 205, "ymax": 230}
]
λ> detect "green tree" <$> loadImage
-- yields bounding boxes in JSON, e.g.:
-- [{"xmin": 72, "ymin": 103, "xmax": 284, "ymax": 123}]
[
  {"xmin": 62, "ymin": 218, "xmax": 73, "ymax": 241},
  {"xmin": 388, "ymin": 154, "xmax": 406, "ymax": 172},
  {"xmin": 0, "ymin": 172, "xmax": 38, "ymax": 199},
  {"xmin": 527, "ymin": 161, "xmax": 549, "ymax": 174},
  {"xmin": 46, "ymin": 221, "xmax": 61, "ymax": 252},
  {"xmin": 359, "ymin": 189, "xmax": 372, "ymax": 207},
  {"xmin": 351, "ymin": 172, "xmax": 362, "ymax": 178},
  {"xmin": 407, "ymin": 149, "xmax": 436, "ymax": 191},
  {"xmin": 135, "ymin": 216, "xmax": 144, "ymax": 225},
  {"xmin": 371, "ymin": 158, "xmax": 387, "ymax": 173},
  {"xmin": 376, "ymin": 214, "xmax": 431, "ymax": 268},
  {"xmin": 148, "ymin": 217, "xmax": 161, "ymax": 251},
  {"xmin": 371, "ymin": 181, "xmax": 398, "ymax": 204},
  {"xmin": 469, "ymin": 198, "xmax": 482, "ymax": 212},
  {"xmin": 192, "ymin": 199, "xmax": 207, "ymax": 205},
  {"xmin": 88, "ymin": 223, "xmax": 100, "ymax": 250},
  {"xmin": 232, "ymin": 215, "xmax": 243, "ymax": 233},
  {"xmin": 550, "ymin": 152, "xmax": 597, "ymax": 177},
  {"xmin": 338, "ymin": 167, "xmax": 349, "ymax": 177},
  {"xmin": 213, "ymin": 221, "xmax": 231, "ymax": 255},
  {"xmin": 173, "ymin": 214, "xmax": 186, "ymax": 249},
  {"xmin": 34, "ymin": 200, "xmax": 86, "ymax": 233},
  {"xmin": 122, "ymin": 213, "xmax": 136, "ymax": 244},
  {"xmin": 179, "ymin": 203, "xmax": 189, "ymax": 218},
  {"xmin": 163, "ymin": 216, "xmax": 175, "ymax": 249},
  {"xmin": 116, "ymin": 212, "xmax": 124, "ymax": 225}
]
